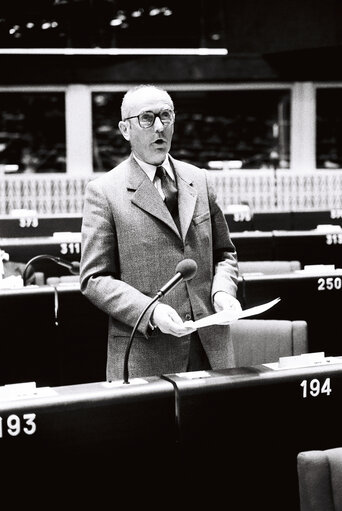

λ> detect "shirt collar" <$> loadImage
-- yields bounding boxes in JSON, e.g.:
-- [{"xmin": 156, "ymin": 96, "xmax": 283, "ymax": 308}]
[{"xmin": 133, "ymin": 154, "xmax": 174, "ymax": 181}]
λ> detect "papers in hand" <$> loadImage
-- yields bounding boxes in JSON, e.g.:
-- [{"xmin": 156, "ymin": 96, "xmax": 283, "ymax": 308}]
[{"xmin": 184, "ymin": 297, "xmax": 281, "ymax": 329}]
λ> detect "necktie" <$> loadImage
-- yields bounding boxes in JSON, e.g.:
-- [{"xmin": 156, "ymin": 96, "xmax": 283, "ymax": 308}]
[{"xmin": 155, "ymin": 166, "xmax": 178, "ymax": 217}]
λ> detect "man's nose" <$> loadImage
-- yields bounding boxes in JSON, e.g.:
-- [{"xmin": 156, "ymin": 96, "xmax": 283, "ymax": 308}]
[{"xmin": 154, "ymin": 116, "xmax": 164, "ymax": 131}]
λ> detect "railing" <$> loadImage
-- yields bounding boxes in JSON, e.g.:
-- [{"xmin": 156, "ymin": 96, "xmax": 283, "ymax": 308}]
[
  {"xmin": 209, "ymin": 170, "xmax": 342, "ymax": 212},
  {"xmin": 1, "ymin": 169, "xmax": 342, "ymax": 215}
]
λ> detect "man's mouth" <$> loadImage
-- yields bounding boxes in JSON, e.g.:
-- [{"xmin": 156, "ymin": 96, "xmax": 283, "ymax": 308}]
[{"xmin": 153, "ymin": 138, "xmax": 166, "ymax": 145}]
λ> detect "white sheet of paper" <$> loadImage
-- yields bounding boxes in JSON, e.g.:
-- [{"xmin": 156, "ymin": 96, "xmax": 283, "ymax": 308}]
[{"xmin": 184, "ymin": 297, "xmax": 281, "ymax": 329}]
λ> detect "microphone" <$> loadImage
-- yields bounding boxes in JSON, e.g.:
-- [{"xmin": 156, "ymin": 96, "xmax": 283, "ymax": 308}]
[
  {"xmin": 123, "ymin": 258, "xmax": 198, "ymax": 384},
  {"xmin": 22, "ymin": 254, "xmax": 80, "ymax": 286},
  {"xmin": 157, "ymin": 258, "xmax": 197, "ymax": 298}
]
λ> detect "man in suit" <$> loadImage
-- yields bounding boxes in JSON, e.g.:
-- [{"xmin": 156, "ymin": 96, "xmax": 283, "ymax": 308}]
[{"xmin": 80, "ymin": 84, "xmax": 241, "ymax": 381}]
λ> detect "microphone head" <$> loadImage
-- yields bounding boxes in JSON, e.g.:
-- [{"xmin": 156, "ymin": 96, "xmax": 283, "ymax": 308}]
[{"xmin": 175, "ymin": 259, "xmax": 197, "ymax": 281}]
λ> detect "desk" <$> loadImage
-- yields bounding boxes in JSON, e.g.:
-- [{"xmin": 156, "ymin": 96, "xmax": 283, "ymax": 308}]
[
  {"xmin": 226, "ymin": 211, "xmax": 291, "ymax": 232},
  {"xmin": 225, "ymin": 209, "xmax": 342, "ymax": 232},
  {"xmin": 0, "ymin": 235, "xmax": 81, "ymax": 263},
  {"xmin": 2, "ymin": 270, "xmax": 341, "ymax": 387},
  {"xmin": 291, "ymin": 210, "xmax": 342, "ymax": 230},
  {"xmin": 232, "ymin": 228, "xmax": 342, "ymax": 266},
  {"xmin": 0, "ymin": 377, "xmax": 176, "ymax": 504},
  {"xmin": 272, "ymin": 229, "xmax": 342, "ymax": 265},
  {"xmin": 0, "ymin": 214, "xmax": 82, "ymax": 237},
  {"xmin": 164, "ymin": 362, "xmax": 342, "ymax": 510},
  {"xmin": 0, "ymin": 283, "xmax": 107, "ymax": 386},
  {"xmin": 237, "ymin": 270, "xmax": 342, "ymax": 355},
  {"xmin": 231, "ymin": 231, "xmax": 276, "ymax": 260},
  {"xmin": 2, "ymin": 228, "xmax": 341, "ymax": 272},
  {"xmin": 0, "ymin": 234, "xmax": 81, "ymax": 278},
  {"xmin": 2, "ymin": 363, "xmax": 342, "ymax": 509}
]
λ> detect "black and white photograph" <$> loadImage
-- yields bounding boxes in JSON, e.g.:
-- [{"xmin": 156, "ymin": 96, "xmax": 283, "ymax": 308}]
[{"xmin": 0, "ymin": 1, "xmax": 341, "ymax": 509}]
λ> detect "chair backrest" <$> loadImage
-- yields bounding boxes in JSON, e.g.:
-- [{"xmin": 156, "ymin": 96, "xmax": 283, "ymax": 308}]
[
  {"xmin": 238, "ymin": 260, "xmax": 301, "ymax": 275},
  {"xmin": 297, "ymin": 447, "xmax": 342, "ymax": 511},
  {"xmin": 230, "ymin": 319, "xmax": 308, "ymax": 367}
]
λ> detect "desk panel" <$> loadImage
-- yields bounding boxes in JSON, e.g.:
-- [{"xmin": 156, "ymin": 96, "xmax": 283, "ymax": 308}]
[
  {"xmin": 226, "ymin": 210, "xmax": 342, "ymax": 232},
  {"xmin": 2, "ymin": 210, "xmax": 341, "ymax": 238},
  {"xmin": 292, "ymin": 210, "xmax": 342, "ymax": 230},
  {"xmin": 252, "ymin": 211, "xmax": 292, "ymax": 230},
  {"xmin": 0, "ymin": 377, "xmax": 176, "ymax": 503},
  {"xmin": 0, "ymin": 214, "xmax": 82, "ymax": 238},
  {"xmin": 2, "ymin": 271, "xmax": 341, "ymax": 388},
  {"xmin": 2, "ymin": 228, "xmax": 341, "ymax": 273},
  {"xmin": 0, "ymin": 284, "xmax": 107, "ymax": 387},
  {"xmin": 238, "ymin": 271, "xmax": 342, "ymax": 355},
  {"xmin": 232, "ymin": 229, "xmax": 342, "ymax": 266},
  {"xmin": 226, "ymin": 211, "xmax": 294, "ymax": 233},
  {"xmin": 3, "ymin": 363, "xmax": 342, "ymax": 509},
  {"xmin": 273, "ymin": 230, "xmax": 342, "ymax": 266},
  {"xmin": 0, "ymin": 235, "xmax": 81, "ymax": 263},
  {"xmin": 164, "ymin": 363, "xmax": 342, "ymax": 510},
  {"xmin": 0, "ymin": 235, "xmax": 81, "ymax": 278},
  {"xmin": 231, "ymin": 231, "xmax": 275, "ymax": 260}
]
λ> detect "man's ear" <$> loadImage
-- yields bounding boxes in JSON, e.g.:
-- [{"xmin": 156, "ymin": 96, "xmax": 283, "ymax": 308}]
[{"xmin": 118, "ymin": 120, "xmax": 130, "ymax": 141}]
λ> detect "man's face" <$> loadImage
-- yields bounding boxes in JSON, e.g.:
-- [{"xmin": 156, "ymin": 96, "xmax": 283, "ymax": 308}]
[{"xmin": 119, "ymin": 88, "xmax": 174, "ymax": 166}]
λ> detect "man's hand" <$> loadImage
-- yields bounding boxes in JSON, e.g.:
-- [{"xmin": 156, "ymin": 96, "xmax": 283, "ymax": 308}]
[
  {"xmin": 213, "ymin": 292, "xmax": 242, "ymax": 323},
  {"xmin": 151, "ymin": 303, "xmax": 197, "ymax": 337}
]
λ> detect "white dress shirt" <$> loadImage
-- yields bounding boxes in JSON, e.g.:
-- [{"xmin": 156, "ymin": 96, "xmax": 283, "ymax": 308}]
[{"xmin": 133, "ymin": 154, "xmax": 175, "ymax": 201}]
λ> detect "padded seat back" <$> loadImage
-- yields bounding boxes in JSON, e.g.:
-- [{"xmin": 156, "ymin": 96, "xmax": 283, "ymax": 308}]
[
  {"xmin": 231, "ymin": 319, "xmax": 308, "ymax": 367},
  {"xmin": 239, "ymin": 260, "xmax": 301, "ymax": 275},
  {"xmin": 297, "ymin": 447, "xmax": 342, "ymax": 511}
]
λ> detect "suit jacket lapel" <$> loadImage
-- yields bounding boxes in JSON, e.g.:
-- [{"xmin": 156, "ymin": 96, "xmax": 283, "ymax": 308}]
[
  {"xmin": 127, "ymin": 155, "xmax": 181, "ymax": 238},
  {"xmin": 172, "ymin": 159, "xmax": 198, "ymax": 242}
]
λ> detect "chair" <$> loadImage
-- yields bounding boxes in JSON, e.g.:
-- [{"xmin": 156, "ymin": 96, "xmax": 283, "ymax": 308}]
[
  {"xmin": 238, "ymin": 260, "xmax": 301, "ymax": 275},
  {"xmin": 297, "ymin": 447, "xmax": 342, "ymax": 511},
  {"xmin": 230, "ymin": 319, "xmax": 308, "ymax": 367}
]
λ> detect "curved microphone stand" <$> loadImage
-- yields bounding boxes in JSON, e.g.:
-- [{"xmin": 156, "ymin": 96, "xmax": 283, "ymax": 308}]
[
  {"xmin": 122, "ymin": 294, "xmax": 161, "ymax": 384},
  {"xmin": 122, "ymin": 259, "xmax": 197, "ymax": 384},
  {"xmin": 22, "ymin": 254, "xmax": 80, "ymax": 286}
]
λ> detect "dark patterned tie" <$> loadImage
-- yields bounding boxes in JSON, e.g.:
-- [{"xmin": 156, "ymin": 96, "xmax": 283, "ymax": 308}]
[{"xmin": 155, "ymin": 166, "xmax": 178, "ymax": 217}]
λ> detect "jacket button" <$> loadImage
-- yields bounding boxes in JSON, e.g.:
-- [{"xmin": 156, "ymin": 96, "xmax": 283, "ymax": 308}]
[{"xmin": 185, "ymin": 313, "xmax": 192, "ymax": 321}]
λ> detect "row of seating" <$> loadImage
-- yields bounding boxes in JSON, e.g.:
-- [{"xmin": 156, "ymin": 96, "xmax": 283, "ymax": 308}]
[
  {"xmin": 1, "ymin": 209, "xmax": 342, "ymax": 236},
  {"xmin": 4, "ymin": 259, "xmax": 302, "ymax": 287},
  {"xmin": 2, "ymin": 226, "xmax": 341, "ymax": 274},
  {"xmin": 0, "ymin": 273, "xmax": 310, "ymax": 386},
  {"xmin": 2, "ymin": 360, "xmax": 341, "ymax": 510}
]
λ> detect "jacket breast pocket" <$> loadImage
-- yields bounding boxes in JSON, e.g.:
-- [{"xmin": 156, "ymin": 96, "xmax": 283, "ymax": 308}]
[{"xmin": 193, "ymin": 211, "xmax": 210, "ymax": 225}]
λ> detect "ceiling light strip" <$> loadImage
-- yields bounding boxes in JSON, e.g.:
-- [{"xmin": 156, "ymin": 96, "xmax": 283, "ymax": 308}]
[{"xmin": 0, "ymin": 47, "xmax": 228, "ymax": 56}]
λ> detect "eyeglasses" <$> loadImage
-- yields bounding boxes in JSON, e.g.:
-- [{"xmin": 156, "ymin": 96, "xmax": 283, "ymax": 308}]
[{"xmin": 124, "ymin": 108, "xmax": 175, "ymax": 129}]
